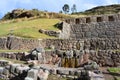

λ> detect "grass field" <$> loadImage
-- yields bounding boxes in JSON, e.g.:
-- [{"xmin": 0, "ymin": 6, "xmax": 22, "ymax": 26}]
[
  {"xmin": 0, "ymin": 57, "xmax": 26, "ymax": 64},
  {"xmin": 108, "ymin": 68, "xmax": 120, "ymax": 73},
  {"xmin": 0, "ymin": 49, "xmax": 29, "ymax": 53},
  {"xmin": 0, "ymin": 18, "xmax": 60, "ymax": 39}
]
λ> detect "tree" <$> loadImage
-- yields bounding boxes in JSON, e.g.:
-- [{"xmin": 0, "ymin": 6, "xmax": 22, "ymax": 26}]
[
  {"xmin": 59, "ymin": 10, "xmax": 63, "ymax": 13},
  {"xmin": 71, "ymin": 4, "xmax": 77, "ymax": 13},
  {"xmin": 62, "ymin": 4, "xmax": 69, "ymax": 14}
]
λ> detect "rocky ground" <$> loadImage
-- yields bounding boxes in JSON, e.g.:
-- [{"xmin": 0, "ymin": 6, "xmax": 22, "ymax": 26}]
[
  {"xmin": 47, "ymin": 67, "xmax": 120, "ymax": 80},
  {"xmin": 100, "ymin": 67, "xmax": 120, "ymax": 80}
]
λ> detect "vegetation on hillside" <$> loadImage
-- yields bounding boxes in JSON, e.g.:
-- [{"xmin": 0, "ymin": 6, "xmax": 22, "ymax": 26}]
[
  {"xmin": 2, "ymin": 4, "xmax": 120, "ymax": 20},
  {"xmin": 2, "ymin": 9, "xmax": 73, "ymax": 20},
  {"xmin": 62, "ymin": 4, "xmax": 70, "ymax": 14},
  {"xmin": 1, "ymin": 4, "xmax": 120, "ymax": 39},
  {"xmin": 72, "ymin": 4, "xmax": 120, "ymax": 15},
  {"xmin": 0, "ymin": 18, "xmax": 60, "ymax": 38}
]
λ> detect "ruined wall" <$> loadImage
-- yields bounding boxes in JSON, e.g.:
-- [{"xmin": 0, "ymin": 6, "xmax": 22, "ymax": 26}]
[
  {"xmin": 89, "ymin": 50, "xmax": 120, "ymax": 67},
  {"xmin": 59, "ymin": 22, "xmax": 71, "ymax": 39},
  {"xmin": 0, "ymin": 37, "xmax": 7, "ymax": 49},
  {"xmin": 70, "ymin": 21, "xmax": 120, "ymax": 39},
  {"xmin": 0, "ymin": 37, "xmax": 120, "ymax": 50},
  {"xmin": 65, "ymin": 14, "xmax": 120, "ymax": 25},
  {"xmin": 61, "ymin": 14, "xmax": 120, "ymax": 39},
  {"xmin": 44, "ymin": 38, "xmax": 120, "ymax": 50},
  {"xmin": 0, "ymin": 14, "xmax": 120, "ymax": 50},
  {"xmin": 0, "ymin": 37, "xmax": 120, "ymax": 67},
  {"xmin": 0, "ymin": 36, "xmax": 44, "ymax": 50}
]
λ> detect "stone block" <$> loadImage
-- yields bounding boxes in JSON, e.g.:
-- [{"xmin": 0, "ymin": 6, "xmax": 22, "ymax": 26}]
[
  {"xmin": 105, "ymin": 57, "xmax": 114, "ymax": 67},
  {"xmin": 106, "ymin": 31, "xmax": 115, "ymax": 37},
  {"xmin": 25, "ymin": 69, "xmax": 38, "ymax": 80},
  {"xmin": 91, "ymin": 31, "xmax": 98, "ymax": 38},
  {"xmin": 85, "ymin": 32, "xmax": 91, "ymax": 38},
  {"xmin": 82, "ymin": 27, "xmax": 89, "ymax": 32}
]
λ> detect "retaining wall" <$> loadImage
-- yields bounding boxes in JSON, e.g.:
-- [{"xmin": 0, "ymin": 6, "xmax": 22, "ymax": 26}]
[
  {"xmin": 0, "ymin": 36, "xmax": 44, "ymax": 50},
  {"xmin": 60, "ymin": 14, "xmax": 120, "ymax": 39},
  {"xmin": 0, "ymin": 37, "xmax": 120, "ymax": 50}
]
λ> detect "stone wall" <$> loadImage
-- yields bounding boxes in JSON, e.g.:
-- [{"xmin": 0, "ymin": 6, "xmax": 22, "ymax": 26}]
[
  {"xmin": 0, "ymin": 52, "xmax": 26, "ymax": 61},
  {"xmin": 0, "ymin": 36, "xmax": 43, "ymax": 50},
  {"xmin": 39, "ymin": 29, "xmax": 60, "ymax": 37},
  {"xmin": 70, "ymin": 21, "xmax": 120, "ymax": 39},
  {"xmin": 60, "ymin": 13, "xmax": 120, "ymax": 39},
  {"xmin": 44, "ymin": 38, "xmax": 120, "ymax": 50},
  {"xmin": 89, "ymin": 50, "xmax": 120, "ymax": 67},
  {"xmin": 0, "ymin": 37, "xmax": 7, "ymax": 49},
  {"xmin": 0, "ymin": 50, "xmax": 119, "ymax": 67},
  {"xmin": 59, "ymin": 22, "xmax": 71, "ymax": 39},
  {"xmin": 65, "ymin": 14, "xmax": 120, "ymax": 24},
  {"xmin": 0, "ymin": 37, "xmax": 120, "ymax": 50}
]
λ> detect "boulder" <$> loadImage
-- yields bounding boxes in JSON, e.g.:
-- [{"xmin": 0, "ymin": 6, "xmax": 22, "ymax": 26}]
[
  {"xmin": 25, "ymin": 69, "xmax": 38, "ymax": 80},
  {"xmin": 83, "ymin": 61, "xmax": 99, "ymax": 70}
]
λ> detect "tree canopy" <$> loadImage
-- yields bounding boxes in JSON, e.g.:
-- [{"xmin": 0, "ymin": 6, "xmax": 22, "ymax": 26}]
[
  {"xmin": 62, "ymin": 4, "xmax": 70, "ymax": 14},
  {"xmin": 71, "ymin": 4, "xmax": 77, "ymax": 13}
]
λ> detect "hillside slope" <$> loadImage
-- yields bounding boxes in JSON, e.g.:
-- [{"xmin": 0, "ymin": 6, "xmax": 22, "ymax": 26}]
[
  {"xmin": 73, "ymin": 4, "xmax": 120, "ymax": 15},
  {"xmin": 0, "ymin": 18, "xmax": 60, "ymax": 39},
  {"xmin": 2, "ymin": 9, "xmax": 73, "ymax": 20},
  {"xmin": 1, "ymin": 4, "xmax": 120, "ymax": 39}
]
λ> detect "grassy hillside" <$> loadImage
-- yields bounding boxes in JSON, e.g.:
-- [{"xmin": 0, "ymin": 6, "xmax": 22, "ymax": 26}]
[
  {"xmin": 73, "ymin": 4, "xmax": 120, "ymax": 15},
  {"xmin": 2, "ymin": 9, "xmax": 73, "ymax": 20},
  {"xmin": 0, "ymin": 18, "xmax": 60, "ymax": 39},
  {"xmin": 1, "ymin": 4, "xmax": 120, "ymax": 39}
]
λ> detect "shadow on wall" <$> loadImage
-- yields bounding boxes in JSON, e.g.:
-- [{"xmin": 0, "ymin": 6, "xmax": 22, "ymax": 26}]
[{"xmin": 54, "ymin": 22, "xmax": 63, "ymax": 30}]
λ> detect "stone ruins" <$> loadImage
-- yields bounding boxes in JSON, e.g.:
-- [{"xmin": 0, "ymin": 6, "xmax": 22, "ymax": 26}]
[
  {"xmin": 60, "ymin": 13, "xmax": 120, "ymax": 39},
  {"xmin": 0, "ymin": 13, "xmax": 120, "ymax": 80}
]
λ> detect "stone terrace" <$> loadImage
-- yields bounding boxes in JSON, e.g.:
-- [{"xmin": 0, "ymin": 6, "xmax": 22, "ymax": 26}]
[{"xmin": 60, "ymin": 13, "xmax": 120, "ymax": 39}]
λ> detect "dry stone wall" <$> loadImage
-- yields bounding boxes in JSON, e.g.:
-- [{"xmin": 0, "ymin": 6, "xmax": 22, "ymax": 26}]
[
  {"xmin": 0, "ymin": 37, "xmax": 120, "ymax": 50},
  {"xmin": 61, "ymin": 13, "xmax": 120, "ymax": 39},
  {"xmin": 0, "ymin": 36, "xmax": 43, "ymax": 50},
  {"xmin": 59, "ymin": 22, "xmax": 71, "ymax": 39},
  {"xmin": 44, "ymin": 38, "xmax": 120, "ymax": 50},
  {"xmin": 89, "ymin": 50, "xmax": 120, "ymax": 67},
  {"xmin": 70, "ymin": 21, "xmax": 120, "ymax": 39},
  {"xmin": 0, "ymin": 37, "xmax": 7, "ymax": 49},
  {"xmin": 0, "ymin": 14, "xmax": 120, "ymax": 50}
]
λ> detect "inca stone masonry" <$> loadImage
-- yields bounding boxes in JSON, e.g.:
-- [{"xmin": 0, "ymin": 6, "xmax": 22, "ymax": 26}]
[
  {"xmin": 0, "ymin": 13, "xmax": 120, "ymax": 50},
  {"xmin": 60, "ymin": 13, "xmax": 120, "ymax": 39},
  {"xmin": 0, "ymin": 14, "xmax": 120, "ymax": 67}
]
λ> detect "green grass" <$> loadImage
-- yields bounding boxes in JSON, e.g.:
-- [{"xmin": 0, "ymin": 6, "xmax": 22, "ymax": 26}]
[
  {"xmin": 71, "ymin": 14, "xmax": 86, "ymax": 18},
  {"xmin": 0, "ymin": 57, "xmax": 26, "ymax": 64},
  {"xmin": 115, "ymin": 77, "xmax": 120, "ymax": 80},
  {"xmin": 108, "ymin": 68, "xmax": 120, "ymax": 73},
  {"xmin": 0, "ymin": 49, "xmax": 29, "ymax": 52},
  {"xmin": 0, "ymin": 18, "xmax": 60, "ymax": 39}
]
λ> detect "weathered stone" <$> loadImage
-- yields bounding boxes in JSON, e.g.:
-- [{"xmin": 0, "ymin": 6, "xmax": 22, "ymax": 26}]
[
  {"xmin": 89, "ymin": 71, "xmax": 105, "ymax": 80},
  {"xmin": 83, "ymin": 61, "xmax": 99, "ymax": 70},
  {"xmin": 85, "ymin": 32, "xmax": 91, "ymax": 38},
  {"xmin": 16, "ymin": 66, "xmax": 29, "ymax": 74},
  {"xmin": 105, "ymin": 57, "xmax": 114, "ymax": 67},
  {"xmin": 25, "ymin": 69, "xmax": 38, "ymax": 80}
]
